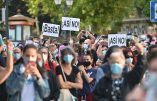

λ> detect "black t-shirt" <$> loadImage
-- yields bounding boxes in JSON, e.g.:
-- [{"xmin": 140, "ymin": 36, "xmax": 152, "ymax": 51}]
[{"xmin": 56, "ymin": 65, "xmax": 80, "ymax": 97}]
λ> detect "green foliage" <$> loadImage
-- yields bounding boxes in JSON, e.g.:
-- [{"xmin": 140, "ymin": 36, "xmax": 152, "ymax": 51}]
[
  {"xmin": 24, "ymin": 0, "xmax": 151, "ymax": 34},
  {"xmin": 0, "ymin": 0, "xmax": 3, "ymax": 8}
]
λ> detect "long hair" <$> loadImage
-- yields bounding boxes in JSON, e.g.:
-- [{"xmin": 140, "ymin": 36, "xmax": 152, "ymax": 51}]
[
  {"xmin": 39, "ymin": 46, "xmax": 55, "ymax": 72},
  {"xmin": 15, "ymin": 44, "xmax": 47, "ymax": 78},
  {"xmin": 60, "ymin": 46, "xmax": 76, "ymax": 65}
]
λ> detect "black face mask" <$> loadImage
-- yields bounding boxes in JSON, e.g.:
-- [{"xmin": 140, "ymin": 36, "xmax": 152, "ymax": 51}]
[{"xmin": 83, "ymin": 61, "xmax": 91, "ymax": 67}]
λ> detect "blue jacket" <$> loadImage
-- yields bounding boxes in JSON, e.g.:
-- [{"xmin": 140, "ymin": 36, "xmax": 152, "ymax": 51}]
[{"xmin": 6, "ymin": 63, "xmax": 50, "ymax": 101}]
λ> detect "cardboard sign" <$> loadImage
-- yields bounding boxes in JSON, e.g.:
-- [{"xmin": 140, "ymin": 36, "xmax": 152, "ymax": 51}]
[
  {"xmin": 108, "ymin": 34, "xmax": 127, "ymax": 47},
  {"xmin": 61, "ymin": 17, "xmax": 80, "ymax": 31},
  {"xmin": 42, "ymin": 23, "xmax": 60, "ymax": 37}
]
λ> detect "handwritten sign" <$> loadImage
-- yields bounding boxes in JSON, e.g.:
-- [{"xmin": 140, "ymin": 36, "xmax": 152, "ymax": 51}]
[
  {"xmin": 61, "ymin": 17, "xmax": 80, "ymax": 31},
  {"xmin": 42, "ymin": 23, "xmax": 60, "ymax": 37}
]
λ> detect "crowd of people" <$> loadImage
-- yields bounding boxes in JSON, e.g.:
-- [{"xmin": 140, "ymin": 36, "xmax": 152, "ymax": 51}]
[{"xmin": 0, "ymin": 30, "xmax": 157, "ymax": 101}]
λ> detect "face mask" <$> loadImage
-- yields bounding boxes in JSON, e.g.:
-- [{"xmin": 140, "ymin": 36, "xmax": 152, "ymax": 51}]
[
  {"xmin": 83, "ymin": 61, "xmax": 91, "ymax": 67},
  {"xmin": 143, "ymin": 48, "xmax": 147, "ymax": 54},
  {"xmin": 83, "ymin": 44, "xmax": 88, "ymax": 49},
  {"xmin": 125, "ymin": 57, "xmax": 133, "ymax": 64},
  {"xmin": 38, "ymin": 61, "xmax": 43, "ymax": 67},
  {"xmin": 42, "ymin": 54, "xmax": 48, "ymax": 62},
  {"xmin": 53, "ymin": 49, "xmax": 58, "ymax": 55},
  {"xmin": 45, "ymin": 44, "xmax": 48, "ymax": 47},
  {"xmin": 111, "ymin": 63, "xmax": 123, "ymax": 75},
  {"xmin": 63, "ymin": 54, "xmax": 74, "ymax": 64},
  {"xmin": 14, "ymin": 53, "xmax": 21, "ymax": 60},
  {"xmin": 102, "ymin": 50, "xmax": 107, "ymax": 56}
]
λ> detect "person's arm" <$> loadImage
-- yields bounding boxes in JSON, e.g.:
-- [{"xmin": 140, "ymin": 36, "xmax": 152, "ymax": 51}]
[
  {"xmin": 77, "ymin": 30, "xmax": 84, "ymax": 39},
  {"xmin": 86, "ymin": 31, "xmax": 95, "ymax": 44},
  {"xmin": 29, "ymin": 64, "xmax": 50, "ymax": 98},
  {"xmin": 57, "ymin": 74, "xmax": 73, "ymax": 89},
  {"xmin": 127, "ymin": 43, "xmax": 146, "ymax": 88},
  {"xmin": 96, "ymin": 45, "xmax": 103, "ymax": 57},
  {"xmin": 35, "ymin": 76, "xmax": 50, "ymax": 98},
  {"xmin": 68, "ymin": 72, "xmax": 83, "ymax": 89},
  {"xmin": 95, "ymin": 67, "xmax": 105, "ymax": 84},
  {"xmin": 6, "ymin": 69, "xmax": 27, "ymax": 95},
  {"xmin": 79, "ymin": 65, "xmax": 94, "ymax": 83},
  {"xmin": 58, "ymin": 72, "xmax": 83, "ymax": 89},
  {"xmin": 56, "ymin": 66, "xmax": 72, "ymax": 89},
  {"xmin": 0, "ymin": 41, "xmax": 13, "ymax": 84}
]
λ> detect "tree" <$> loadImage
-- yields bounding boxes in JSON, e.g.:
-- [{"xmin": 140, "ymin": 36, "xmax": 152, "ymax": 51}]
[
  {"xmin": 24, "ymin": 0, "xmax": 146, "ymax": 34},
  {"xmin": 134, "ymin": 0, "xmax": 150, "ymax": 18}
]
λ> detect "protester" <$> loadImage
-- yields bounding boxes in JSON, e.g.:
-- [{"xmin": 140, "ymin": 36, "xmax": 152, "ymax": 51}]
[
  {"xmin": 95, "ymin": 45, "xmax": 122, "ymax": 84},
  {"xmin": 0, "ymin": 38, "xmax": 6, "ymax": 67},
  {"xmin": 123, "ymin": 48, "xmax": 134, "ymax": 71},
  {"xmin": 77, "ymin": 39, "xmax": 98, "ymax": 67},
  {"xmin": 49, "ymin": 44, "xmax": 58, "ymax": 62},
  {"xmin": 56, "ymin": 46, "xmax": 83, "ymax": 100},
  {"xmin": 39, "ymin": 47, "xmax": 57, "ymax": 73},
  {"xmin": 77, "ymin": 30, "xmax": 95, "ymax": 44},
  {"xmin": 0, "ymin": 41, "xmax": 13, "ymax": 84},
  {"xmin": 6, "ymin": 44, "xmax": 50, "ymax": 101},
  {"xmin": 78, "ymin": 51, "xmax": 97, "ymax": 101},
  {"xmin": 13, "ymin": 47, "xmax": 22, "ymax": 63},
  {"xmin": 0, "ymin": 27, "xmax": 155, "ymax": 101},
  {"xmin": 93, "ymin": 43, "xmax": 146, "ymax": 101},
  {"xmin": 96, "ymin": 43, "xmax": 108, "ymax": 68},
  {"xmin": 126, "ymin": 51, "xmax": 157, "ymax": 101},
  {"xmin": 1, "ymin": 50, "xmax": 7, "ymax": 60},
  {"xmin": 37, "ymin": 52, "xmax": 60, "ymax": 101}
]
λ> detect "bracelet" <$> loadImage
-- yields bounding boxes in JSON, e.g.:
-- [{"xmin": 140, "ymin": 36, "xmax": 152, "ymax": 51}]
[{"xmin": 7, "ymin": 50, "xmax": 13, "ymax": 55}]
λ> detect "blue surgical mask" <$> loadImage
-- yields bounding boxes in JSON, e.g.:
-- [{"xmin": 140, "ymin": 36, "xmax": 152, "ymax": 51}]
[
  {"xmin": 111, "ymin": 63, "xmax": 123, "ymax": 75},
  {"xmin": 14, "ymin": 53, "xmax": 21, "ymax": 60},
  {"xmin": 63, "ymin": 54, "xmax": 74, "ymax": 63},
  {"xmin": 102, "ymin": 50, "xmax": 107, "ymax": 56},
  {"xmin": 83, "ymin": 44, "xmax": 88, "ymax": 49}
]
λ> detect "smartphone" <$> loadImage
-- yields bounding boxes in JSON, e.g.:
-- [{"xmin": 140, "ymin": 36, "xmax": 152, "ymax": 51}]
[{"xmin": 28, "ymin": 61, "xmax": 36, "ymax": 66}]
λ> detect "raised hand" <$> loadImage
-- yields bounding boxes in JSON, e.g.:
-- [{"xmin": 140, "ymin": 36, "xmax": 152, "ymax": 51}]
[{"xmin": 6, "ymin": 40, "xmax": 13, "ymax": 51}]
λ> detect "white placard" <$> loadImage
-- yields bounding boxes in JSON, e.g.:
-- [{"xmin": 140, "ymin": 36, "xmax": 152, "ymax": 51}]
[
  {"xmin": 2, "ymin": 8, "xmax": 5, "ymax": 22},
  {"xmin": 61, "ymin": 17, "xmax": 80, "ymax": 31},
  {"xmin": 42, "ymin": 23, "xmax": 60, "ymax": 37},
  {"xmin": 108, "ymin": 34, "xmax": 127, "ymax": 47}
]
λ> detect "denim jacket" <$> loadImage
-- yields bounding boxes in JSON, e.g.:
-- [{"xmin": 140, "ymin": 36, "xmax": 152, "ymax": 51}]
[{"xmin": 6, "ymin": 63, "xmax": 50, "ymax": 101}]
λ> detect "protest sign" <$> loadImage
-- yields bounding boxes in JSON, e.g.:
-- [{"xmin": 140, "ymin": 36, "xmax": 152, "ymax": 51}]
[
  {"xmin": 61, "ymin": 17, "xmax": 80, "ymax": 31},
  {"xmin": 108, "ymin": 34, "xmax": 127, "ymax": 47},
  {"xmin": 42, "ymin": 23, "xmax": 60, "ymax": 37}
]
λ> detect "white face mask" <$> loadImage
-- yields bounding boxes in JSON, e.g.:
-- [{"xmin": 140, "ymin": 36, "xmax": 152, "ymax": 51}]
[
  {"xmin": 83, "ymin": 44, "xmax": 88, "ymax": 49},
  {"xmin": 125, "ymin": 57, "xmax": 133, "ymax": 64},
  {"xmin": 42, "ymin": 54, "xmax": 48, "ymax": 62},
  {"xmin": 38, "ymin": 61, "xmax": 43, "ymax": 67}
]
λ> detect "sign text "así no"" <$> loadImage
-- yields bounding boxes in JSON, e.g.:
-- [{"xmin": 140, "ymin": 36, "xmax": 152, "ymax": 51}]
[
  {"xmin": 62, "ymin": 17, "xmax": 80, "ymax": 31},
  {"xmin": 108, "ymin": 34, "xmax": 127, "ymax": 47}
]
